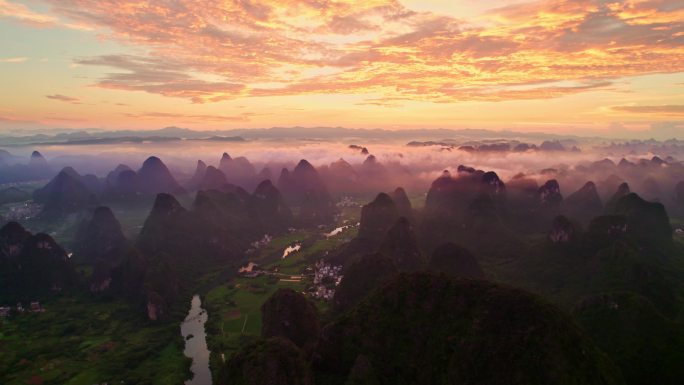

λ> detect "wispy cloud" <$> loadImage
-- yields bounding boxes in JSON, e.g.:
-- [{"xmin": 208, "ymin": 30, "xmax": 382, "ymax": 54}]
[
  {"xmin": 0, "ymin": 57, "xmax": 28, "ymax": 63},
  {"xmin": 0, "ymin": 0, "xmax": 56, "ymax": 27},
  {"xmin": 612, "ymin": 104, "xmax": 684, "ymax": 115},
  {"xmin": 356, "ymin": 97, "xmax": 410, "ymax": 108},
  {"xmin": 124, "ymin": 111, "xmax": 260, "ymax": 122},
  {"xmin": 35, "ymin": 0, "xmax": 684, "ymax": 103},
  {"xmin": 0, "ymin": 115, "xmax": 40, "ymax": 125},
  {"xmin": 77, "ymin": 55, "xmax": 245, "ymax": 103},
  {"xmin": 46, "ymin": 94, "xmax": 82, "ymax": 104},
  {"xmin": 0, "ymin": 0, "xmax": 89, "ymax": 30}
]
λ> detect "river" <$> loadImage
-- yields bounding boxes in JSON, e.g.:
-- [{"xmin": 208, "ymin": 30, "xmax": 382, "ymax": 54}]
[
  {"xmin": 324, "ymin": 225, "xmax": 351, "ymax": 238},
  {"xmin": 282, "ymin": 243, "xmax": 301, "ymax": 259},
  {"xmin": 181, "ymin": 295, "xmax": 212, "ymax": 385}
]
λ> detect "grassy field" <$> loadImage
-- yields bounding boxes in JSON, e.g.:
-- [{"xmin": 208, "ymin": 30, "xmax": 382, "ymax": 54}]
[
  {"xmin": 107, "ymin": 198, "xmax": 157, "ymax": 239},
  {"xmin": 0, "ymin": 180, "xmax": 46, "ymax": 194},
  {"xmin": 203, "ymin": 201, "xmax": 363, "ymax": 378},
  {"xmin": 408, "ymin": 193, "xmax": 427, "ymax": 210},
  {"xmin": 0, "ymin": 294, "xmax": 189, "ymax": 385}
]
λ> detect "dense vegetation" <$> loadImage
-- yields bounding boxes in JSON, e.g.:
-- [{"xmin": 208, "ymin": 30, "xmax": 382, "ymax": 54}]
[
  {"xmin": 3, "ymin": 148, "xmax": 684, "ymax": 385},
  {"xmin": 0, "ymin": 294, "xmax": 189, "ymax": 385}
]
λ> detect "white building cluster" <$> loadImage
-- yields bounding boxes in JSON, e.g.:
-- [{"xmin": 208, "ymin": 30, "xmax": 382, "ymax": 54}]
[
  {"xmin": 4, "ymin": 202, "xmax": 42, "ymax": 221},
  {"xmin": 312, "ymin": 260, "xmax": 343, "ymax": 301},
  {"xmin": 0, "ymin": 301, "xmax": 44, "ymax": 317},
  {"xmin": 245, "ymin": 234, "xmax": 273, "ymax": 255},
  {"xmin": 336, "ymin": 196, "xmax": 359, "ymax": 208}
]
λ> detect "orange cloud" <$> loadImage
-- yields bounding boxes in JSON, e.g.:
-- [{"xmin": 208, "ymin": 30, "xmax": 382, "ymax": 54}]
[{"xmin": 41, "ymin": 0, "xmax": 684, "ymax": 103}]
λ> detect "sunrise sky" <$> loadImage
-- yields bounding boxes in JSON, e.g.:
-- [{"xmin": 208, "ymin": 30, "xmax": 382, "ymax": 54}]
[{"xmin": 1, "ymin": 0, "xmax": 683, "ymax": 136}]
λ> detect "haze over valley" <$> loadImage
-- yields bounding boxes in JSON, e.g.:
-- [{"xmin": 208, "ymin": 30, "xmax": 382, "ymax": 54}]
[{"xmin": 2, "ymin": 128, "xmax": 684, "ymax": 384}]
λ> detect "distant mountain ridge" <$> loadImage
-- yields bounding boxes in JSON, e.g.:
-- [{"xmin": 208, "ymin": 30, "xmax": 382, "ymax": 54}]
[{"xmin": 0, "ymin": 126, "xmax": 627, "ymax": 145}]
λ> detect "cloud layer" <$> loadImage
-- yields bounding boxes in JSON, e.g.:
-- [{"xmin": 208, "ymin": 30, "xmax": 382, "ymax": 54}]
[{"xmin": 32, "ymin": 0, "xmax": 683, "ymax": 104}]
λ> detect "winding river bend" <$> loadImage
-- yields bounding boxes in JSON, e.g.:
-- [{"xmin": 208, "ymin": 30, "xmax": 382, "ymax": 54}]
[
  {"xmin": 282, "ymin": 243, "xmax": 302, "ymax": 259},
  {"xmin": 181, "ymin": 295, "xmax": 212, "ymax": 385}
]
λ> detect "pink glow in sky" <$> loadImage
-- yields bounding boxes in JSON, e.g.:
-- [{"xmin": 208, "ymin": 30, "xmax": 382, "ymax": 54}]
[{"xmin": 0, "ymin": 0, "xmax": 683, "ymax": 136}]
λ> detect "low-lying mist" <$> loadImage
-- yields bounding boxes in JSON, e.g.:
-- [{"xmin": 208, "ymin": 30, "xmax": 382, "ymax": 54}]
[{"xmin": 5, "ymin": 135, "xmax": 684, "ymax": 216}]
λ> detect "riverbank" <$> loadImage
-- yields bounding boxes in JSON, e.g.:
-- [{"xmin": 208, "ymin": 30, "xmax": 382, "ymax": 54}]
[{"xmin": 181, "ymin": 295, "xmax": 212, "ymax": 385}]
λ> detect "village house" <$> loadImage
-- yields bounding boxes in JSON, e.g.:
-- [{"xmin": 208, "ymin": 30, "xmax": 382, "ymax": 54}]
[
  {"xmin": 336, "ymin": 196, "xmax": 359, "ymax": 208},
  {"xmin": 30, "ymin": 301, "xmax": 45, "ymax": 313},
  {"xmin": 243, "ymin": 271, "xmax": 263, "ymax": 278},
  {"xmin": 4, "ymin": 302, "xmax": 46, "ymax": 315}
]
